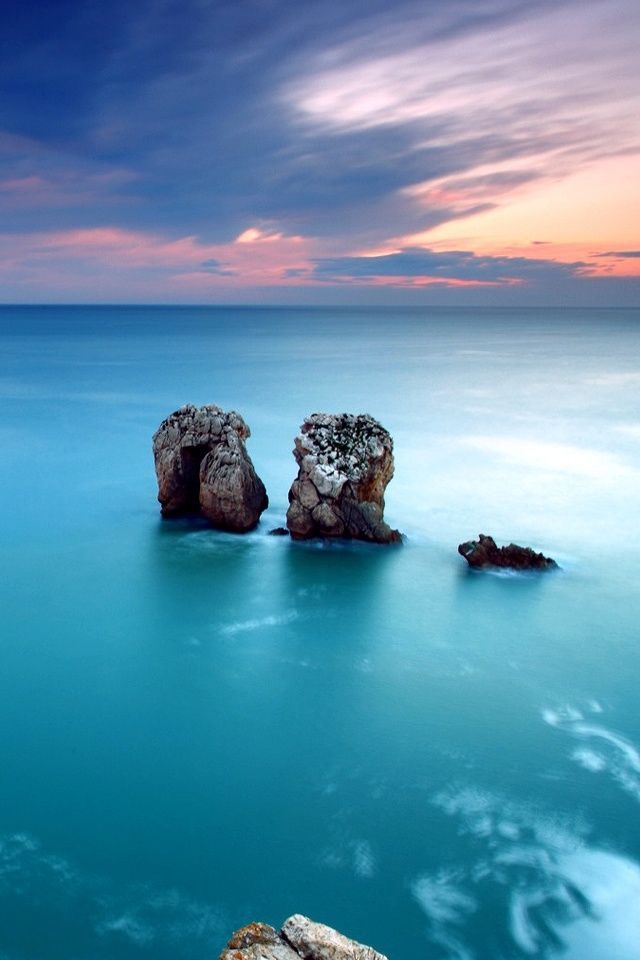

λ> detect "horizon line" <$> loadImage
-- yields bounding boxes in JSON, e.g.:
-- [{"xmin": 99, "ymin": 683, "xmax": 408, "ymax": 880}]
[{"xmin": 1, "ymin": 302, "xmax": 638, "ymax": 311}]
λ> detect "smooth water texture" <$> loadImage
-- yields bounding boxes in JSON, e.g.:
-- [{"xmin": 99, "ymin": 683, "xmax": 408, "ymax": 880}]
[{"xmin": 1, "ymin": 305, "xmax": 639, "ymax": 960}]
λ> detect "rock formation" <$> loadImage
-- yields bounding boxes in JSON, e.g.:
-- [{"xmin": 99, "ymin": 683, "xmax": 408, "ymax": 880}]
[
  {"xmin": 286, "ymin": 413, "xmax": 401, "ymax": 544},
  {"xmin": 152, "ymin": 404, "xmax": 268, "ymax": 532},
  {"xmin": 219, "ymin": 914, "xmax": 387, "ymax": 960},
  {"xmin": 458, "ymin": 534, "xmax": 557, "ymax": 570}
]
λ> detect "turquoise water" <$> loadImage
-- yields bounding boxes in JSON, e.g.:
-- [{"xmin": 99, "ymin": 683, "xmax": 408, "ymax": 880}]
[{"xmin": 1, "ymin": 305, "xmax": 639, "ymax": 959}]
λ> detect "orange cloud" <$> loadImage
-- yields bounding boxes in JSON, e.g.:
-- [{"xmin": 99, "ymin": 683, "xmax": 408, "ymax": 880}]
[
  {"xmin": 396, "ymin": 154, "xmax": 640, "ymax": 278},
  {"xmin": 361, "ymin": 275, "xmax": 514, "ymax": 289}
]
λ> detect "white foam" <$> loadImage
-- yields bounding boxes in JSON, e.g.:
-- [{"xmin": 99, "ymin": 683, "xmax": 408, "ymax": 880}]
[
  {"xmin": 428, "ymin": 929, "xmax": 475, "ymax": 960},
  {"xmin": 572, "ymin": 748, "xmax": 607, "ymax": 772},
  {"xmin": 411, "ymin": 872, "xmax": 477, "ymax": 924},
  {"xmin": 615, "ymin": 423, "xmax": 640, "ymax": 439},
  {"xmin": 352, "ymin": 840, "xmax": 376, "ymax": 879},
  {"xmin": 587, "ymin": 372, "xmax": 640, "ymax": 387},
  {"xmin": 544, "ymin": 704, "xmax": 640, "ymax": 804},
  {"xmin": 497, "ymin": 821, "xmax": 520, "ymax": 840},
  {"xmin": 0, "ymin": 830, "xmax": 225, "ymax": 948},
  {"xmin": 558, "ymin": 848, "xmax": 640, "ymax": 960},
  {"xmin": 496, "ymin": 846, "xmax": 554, "ymax": 872},
  {"xmin": 462, "ymin": 435, "xmax": 637, "ymax": 480},
  {"xmin": 432, "ymin": 785, "xmax": 495, "ymax": 819},
  {"xmin": 430, "ymin": 779, "xmax": 640, "ymax": 956},
  {"xmin": 615, "ymin": 769, "xmax": 640, "ymax": 803},
  {"xmin": 220, "ymin": 609, "xmax": 298, "ymax": 635},
  {"xmin": 572, "ymin": 723, "xmax": 640, "ymax": 772},
  {"xmin": 542, "ymin": 705, "xmax": 584, "ymax": 727},
  {"xmin": 509, "ymin": 891, "xmax": 546, "ymax": 954},
  {"xmin": 97, "ymin": 914, "xmax": 155, "ymax": 946},
  {"xmin": 42, "ymin": 854, "xmax": 76, "ymax": 882}
]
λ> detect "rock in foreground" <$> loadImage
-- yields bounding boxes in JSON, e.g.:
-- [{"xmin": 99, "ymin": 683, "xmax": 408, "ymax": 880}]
[
  {"xmin": 152, "ymin": 404, "xmax": 268, "ymax": 532},
  {"xmin": 458, "ymin": 534, "xmax": 557, "ymax": 570},
  {"xmin": 219, "ymin": 914, "xmax": 388, "ymax": 960},
  {"xmin": 286, "ymin": 413, "xmax": 401, "ymax": 544}
]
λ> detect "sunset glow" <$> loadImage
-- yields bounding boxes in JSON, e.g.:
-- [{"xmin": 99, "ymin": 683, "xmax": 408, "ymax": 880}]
[{"xmin": 1, "ymin": 0, "xmax": 638, "ymax": 302}]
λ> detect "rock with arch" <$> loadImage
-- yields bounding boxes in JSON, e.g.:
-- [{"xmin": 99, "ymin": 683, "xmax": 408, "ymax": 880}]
[{"xmin": 152, "ymin": 403, "xmax": 268, "ymax": 532}]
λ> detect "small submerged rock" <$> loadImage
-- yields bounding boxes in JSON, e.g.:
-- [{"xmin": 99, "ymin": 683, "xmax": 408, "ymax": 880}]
[
  {"xmin": 286, "ymin": 413, "xmax": 402, "ymax": 544},
  {"xmin": 458, "ymin": 534, "xmax": 557, "ymax": 570},
  {"xmin": 152, "ymin": 403, "xmax": 268, "ymax": 532},
  {"xmin": 268, "ymin": 526, "xmax": 290, "ymax": 537},
  {"xmin": 219, "ymin": 914, "xmax": 388, "ymax": 960}
]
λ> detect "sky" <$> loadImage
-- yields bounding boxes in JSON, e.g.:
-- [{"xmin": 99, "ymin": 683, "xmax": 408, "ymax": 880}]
[{"xmin": 1, "ymin": 0, "xmax": 639, "ymax": 304}]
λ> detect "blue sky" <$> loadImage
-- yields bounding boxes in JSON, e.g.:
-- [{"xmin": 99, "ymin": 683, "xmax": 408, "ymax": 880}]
[{"xmin": 1, "ymin": 0, "xmax": 639, "ymax": 303}]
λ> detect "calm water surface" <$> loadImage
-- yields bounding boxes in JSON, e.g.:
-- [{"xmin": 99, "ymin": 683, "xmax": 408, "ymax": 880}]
[{"xmin": 1, "ymin": 306, "xmax": 639, "ymax": 959}]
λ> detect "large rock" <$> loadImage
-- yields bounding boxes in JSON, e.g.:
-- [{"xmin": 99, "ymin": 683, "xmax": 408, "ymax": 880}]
[
  {"xmin": 458, "ymin": 534, "xmax": 557, "ymax": 570},
  {"xmin": 152, "ymin": 404, "xmax": 268, "ymax": 532},
  {"xmin": 281, "ymin": 915, "xmax": 387, "ymax": 960},
  {"xmin": 219, "ymin": 915, "xmax": 387, "ymax": 960},
  {"xmin": 286, "ymin": 414, "xmax": 401, "ymax": 544}
]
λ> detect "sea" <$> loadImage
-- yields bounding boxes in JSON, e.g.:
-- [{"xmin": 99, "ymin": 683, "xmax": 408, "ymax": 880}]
[{"xmin": 0, "ymin": 305, "xmax": 639, "ymax": 960}]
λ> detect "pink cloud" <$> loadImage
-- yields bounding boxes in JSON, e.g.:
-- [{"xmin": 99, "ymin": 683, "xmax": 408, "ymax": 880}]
[
  {"xmin": 0, "ymin": 224, "xmax": 318, "ymax": 295},
  {"xmin": 331, "ymin": 274, "xmax": 518, "ymax": 289},
  {"xmin": 3, "ymin": 221, "xmax": 635, "ymax": 301},
  {"xmin": 234, "ymin": 226, "xmax": 291, "ymax": 244},
  {"xmin": 0, "ymin": 168, "xmax": 139, "ymax": 210},
  {"xmin": 0, "ymin": 176, "xmax": 49, "ymax": 193}
]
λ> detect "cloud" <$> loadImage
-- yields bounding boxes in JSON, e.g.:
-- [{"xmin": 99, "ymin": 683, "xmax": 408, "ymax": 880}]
[
  {"xmin": 0, "ymin": 168, "xmax": 137, "ymax": 208},
  {"xmin": 235, "ymin": 227, "xmax": 284, "ymax": 244},
  {"xmin": 597, "ymin": 250, "xmax": 640, "ymax": 258},
  {"xmin": 0, "ymin": 224, "xmax": 316, "ymax": 295},
  {"xmin": 310, "ymin": 246, "xmax": 588, "ymax": 286},
  {"xmin": 401, "ymin": 167, "xmax": 543, "ymax": 214},
  {"xmin": 278, "ymin": 0, "xmax": 640, "ymax": 244},
  {"xmin": 200, "ymin": 258, "xmax": 236, "ymax": 276},
  {"xmin": 1, "ymin": 225, "xmax": 637, "ymax": 302},
  {"xmin": 1, "ymin": 0, "xmax": 639, "ymax": 300},
  {"xmin": 284, "ymin": 1, "xmax": 638, "ymax": 155}
]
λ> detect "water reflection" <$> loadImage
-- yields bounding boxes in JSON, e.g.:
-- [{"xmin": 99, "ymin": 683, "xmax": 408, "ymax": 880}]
[{"xmin": 146, "ymin": 518, "xmax": 404, "ymax": 671}]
